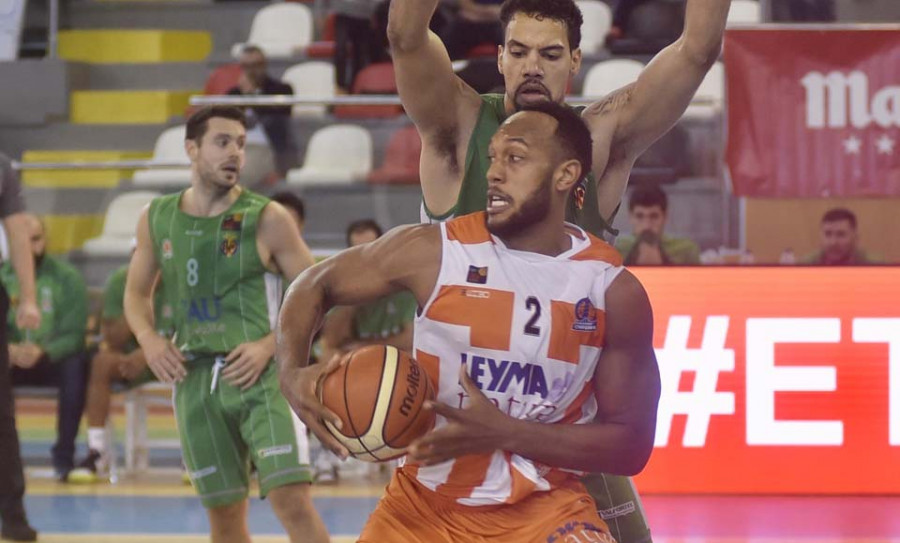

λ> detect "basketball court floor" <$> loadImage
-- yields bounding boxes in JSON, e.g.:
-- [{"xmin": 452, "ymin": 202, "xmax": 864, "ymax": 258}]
[{"xmin": 16, "ymin": 402, "xmax": 900, "ymax": 543}]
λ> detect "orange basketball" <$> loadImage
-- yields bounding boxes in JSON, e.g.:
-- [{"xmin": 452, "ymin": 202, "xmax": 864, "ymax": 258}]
[{"xmin": 318, "ymin": 344, "xmax": 436, "ymax": 462}]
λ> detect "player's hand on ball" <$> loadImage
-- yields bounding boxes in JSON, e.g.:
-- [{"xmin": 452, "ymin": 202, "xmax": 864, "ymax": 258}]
[
  {"xmin": 279, "ymin": 352, "xmax": 350, "ymax": 459},
  {"xmin": 138, "ymin": 331, "xmax": 186, "ymax": 384},
  {"xmin": 408, "ymin": 365, "xmax": 509, "ymax": 466},
  {"xmin": 223, "ymin": 335, "xmax": 275, "ymax": 390}
]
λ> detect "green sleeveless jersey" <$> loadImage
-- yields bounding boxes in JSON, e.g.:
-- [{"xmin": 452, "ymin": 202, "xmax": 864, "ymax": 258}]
[
  {"xmin": 148, "ymin": 189, "xmax": 274, "ymax": 355},
  {"xmin": 421, "ymin": 93, "xmax": 616, "ymax": 239}
]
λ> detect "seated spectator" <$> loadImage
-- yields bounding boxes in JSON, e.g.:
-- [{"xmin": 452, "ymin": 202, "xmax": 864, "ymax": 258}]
[
  {"xmin": 270, "ymin": 191, "xmax": 306, "ymax": 235},
  {"xmin": 803, "ymin": 208, "xmax": 878, "ymax": 265},
  {"xmin": 314, "ymin": 219, "xmax": 417, "ymax": 482},
  {"xmin": 3, "ymin": 214, "xmax": 88, "ymax": 481},
  {"xmin": 615, "ymin": 185, "xmax": 701, "ymax": 265},
  {"xmin": 227, "ymin": 45, "xmax": 296, "ymax": 176},
  {"xmin": 440, "ymin": 0, "xmax": 504, "ymax": 60},
  {"xmin": 68, "ymin": 257, "xmax": 174, "ymax": 483},
  {"xmin": 333, "ymin": 0, "xmax": 383, "ymax": 91}
]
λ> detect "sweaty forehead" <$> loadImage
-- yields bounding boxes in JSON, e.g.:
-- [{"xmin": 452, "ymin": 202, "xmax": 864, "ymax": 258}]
[
  {"xmin": 493, "ymin": 112, "xmax": 558, "ymax": 147},
  {"xmin": 206, "ymin": 118, "xmax": 246, "ymax": 136},
  {"xmin": 505, "ymin": 13, "xmax": 569, "ymax": 48}
]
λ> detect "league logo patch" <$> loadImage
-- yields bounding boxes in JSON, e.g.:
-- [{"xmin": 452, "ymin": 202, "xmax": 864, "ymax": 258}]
[
  {"xmin": 466, "ymin": 265, "xmax": 488, "ymax": 284},
  {"xmin": 222, "ymin": 213, "xmax": 243, "ymax": 231},
  {"xmin": 572, "ymin": 297, "xmax": 598, "ymax": 332},
  {"xmin": 221, "ymin": 234, "xmax": 239, "ymax": 257},
  {"xmin": 162, "ymin": 239, "xmax": 174, "ymax": 260}
]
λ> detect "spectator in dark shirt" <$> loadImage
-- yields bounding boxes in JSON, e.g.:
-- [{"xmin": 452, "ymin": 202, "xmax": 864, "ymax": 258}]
[
  {"xmin": 227, "ymin": 45, "xmax": 296, "ymax": 175},
  {"xmin": 803, "ymin": 208, "xmax": 878, "ymax": 265},
  {"xmin": 440, "ymin": 0, "xmax": 504, "ymax": 60}
]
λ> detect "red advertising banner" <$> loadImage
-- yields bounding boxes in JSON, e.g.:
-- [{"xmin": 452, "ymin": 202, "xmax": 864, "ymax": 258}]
[
  {"xmin": 725, "ymin": 28, "xmax": 900, "ymax": 197},
  {"xmin": 632, "ymin": 267, "xmax": 900, "ymax": 494}
]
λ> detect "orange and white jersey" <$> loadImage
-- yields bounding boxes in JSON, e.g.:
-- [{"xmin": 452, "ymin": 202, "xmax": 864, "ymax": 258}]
[{"xmin": 406, "ymin": 212, "xmax": 624, "ymax": 507}]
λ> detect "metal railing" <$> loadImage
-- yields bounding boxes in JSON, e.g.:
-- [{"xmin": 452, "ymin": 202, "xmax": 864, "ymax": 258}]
[
  {"xmin": 12, "ymin": 94, "xmax": 719, "ymax": 171},
  {"xmin": 13, "ymin": 160, "xmax": 189, "ymax": 171},
  {"xmin": 189, "ymin": 94, "xmax": 721, "ymax": 108}
]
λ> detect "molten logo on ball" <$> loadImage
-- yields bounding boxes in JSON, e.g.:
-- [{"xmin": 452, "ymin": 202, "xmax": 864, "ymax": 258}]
[
  {"xmin": 400, "ymin": 362, "xmax": 421, "ymax": 418},
  {"xmin": 318, "ymin": 345, "xmax": 435, "ymax": 462}
]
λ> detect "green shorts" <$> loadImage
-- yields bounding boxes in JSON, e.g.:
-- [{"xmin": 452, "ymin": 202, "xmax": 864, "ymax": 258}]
[
  {"xmin": 174, "ymin": 356, "xmax": 312, "ymax": 508},
  {"xmin": 581, "ymin": 473, "xmax": 653, "ymax": 543}
]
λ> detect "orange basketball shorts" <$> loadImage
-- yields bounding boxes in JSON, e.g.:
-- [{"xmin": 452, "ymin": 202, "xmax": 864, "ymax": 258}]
[{"xmin": 358, "ymin": 468, "xmax": 616, "ymax": 543}]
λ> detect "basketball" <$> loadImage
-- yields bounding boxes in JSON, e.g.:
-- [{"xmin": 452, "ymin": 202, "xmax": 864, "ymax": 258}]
[{"xmin": 318, "ymin": 344, "xmax": 436, "ymax": 462}]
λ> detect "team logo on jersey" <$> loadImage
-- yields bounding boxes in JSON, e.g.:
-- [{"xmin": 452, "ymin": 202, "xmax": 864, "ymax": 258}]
[
  {"xmin": 221, "ymin": 234, "xmax": 239, "ymax": 257},
  {"xmin": 40, "ymin": 286, "xmax": 53, "ymax": 313},
  {"xmin": 222, "ymin": 213, "xmax": 243, "ymax": 231},
  {"xmin": 466, "ymin": 265, "xmax": 488, "ymax": 284},
  {"xmin": 572, "ymin": 297, "xmax": 598, "ymax": 332},
  {"xmin": 162, "ymin": 239, "xmax": 173, "ymax": 260}
]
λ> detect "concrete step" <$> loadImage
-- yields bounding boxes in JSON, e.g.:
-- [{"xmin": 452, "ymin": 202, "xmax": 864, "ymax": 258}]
[
  {"xmin": 59, "ymin": 29, "xmax": 212, "ymax": 63},
  {"xmin": 0, "ymin": 123, "xmax": 167, "ymax": 157},
  {"xmin": 73, "ymin": 62, "xmax": 210, "ymax": 91},
  {"xmin": 21, "ymin": 150, "xmax": 152, "ymax": 188},
  {"xmin": 70, "ymin": 90, "xmax": 197, "ymax": 124},
  {"xmin": 64, "ymin": 1, "xmax": 278, "ymax": 56}
]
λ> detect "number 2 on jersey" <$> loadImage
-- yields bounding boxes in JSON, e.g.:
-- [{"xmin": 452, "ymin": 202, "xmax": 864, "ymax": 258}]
[{"xmin": 524, "ymin": 296, "xmax": 541, "ymax": 336}]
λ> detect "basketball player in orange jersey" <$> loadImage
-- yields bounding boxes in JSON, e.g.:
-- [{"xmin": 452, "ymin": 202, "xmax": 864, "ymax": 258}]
[{"xmin": 278, "ymin": 102, "xmax": 661, "ymax": 543}]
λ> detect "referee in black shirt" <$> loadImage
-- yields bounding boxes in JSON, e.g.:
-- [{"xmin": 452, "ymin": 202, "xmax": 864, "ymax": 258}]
[{"xmin": 0, "ymin": 153, "xmax": 42, "ymax": 542}]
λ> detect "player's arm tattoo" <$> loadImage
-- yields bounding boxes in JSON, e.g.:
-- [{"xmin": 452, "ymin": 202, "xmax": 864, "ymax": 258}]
[{"xmin": 583, "ymin": 84, "xmax": 635, "ymax": 120}]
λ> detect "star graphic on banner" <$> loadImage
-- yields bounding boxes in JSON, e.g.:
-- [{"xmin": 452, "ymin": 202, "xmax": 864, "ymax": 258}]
[
  {"xmin": 876, "ymin": 134, "xmax": 895, "ymax": 155},
  {"xmin": 843, "ymin": 135, "xmax": 862, "ymax": 155}
]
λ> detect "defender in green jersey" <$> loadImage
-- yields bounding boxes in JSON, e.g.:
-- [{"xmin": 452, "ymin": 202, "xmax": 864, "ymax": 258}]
[
  {"xmin": 388, "ymin": 0, "xmax": 733, "ymax": 540},
  {"xmin": 125, "ymin": 107, "xmax": 328, "ymax": 543},
  {"xmin": 69, "ymin": 263, "xmax": 175, "ymax": 484}
]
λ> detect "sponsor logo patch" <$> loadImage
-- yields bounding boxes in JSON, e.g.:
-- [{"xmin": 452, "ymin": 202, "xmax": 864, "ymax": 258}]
[
  {"xmin": 189, "ymin": 466, "xmax": 218, "ymax": 480},
  {"xmin": 162, "ymin": 239, "xmax": 174, "ymax": 260},
  {"xmin": 466, "ymin": 265, "xmax": 488, "ymax": 284},
  {"xmin": 258, "ymin": 445, "xmax": 293, "ymax": 459},
  {"xmin": 222, "ymin": 213, "xmax": 243, "ymax": 231},
  {"xmin": 573, "ymin": 297, "xmax": 598, "ymax": 332}
]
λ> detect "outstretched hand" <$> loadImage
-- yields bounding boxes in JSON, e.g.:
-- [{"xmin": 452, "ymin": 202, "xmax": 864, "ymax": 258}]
[{"xmin": 408, "ymin": 365, "xmax": 511, "ymax": 466}]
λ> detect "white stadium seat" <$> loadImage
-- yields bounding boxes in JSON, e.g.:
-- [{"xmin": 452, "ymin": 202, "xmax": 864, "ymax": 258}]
[
  {"xmin": 231, "ymin": 3, "xmax": 314, "ymax": 59},
  {"xmin": 281, "ymin": 61, "xmax": 336, "ymax": 117},
  {"xmin": 131, "ymin": 125, "xmax": 191, "ymax": 187},
  {"xmin": 727, "ymin": 0, "xmax": 761, "ymax": 26},
  {"xmin": 683, "ymin": 61, "xmax": 725, "ymax": 119},
  {"xmin": 287, "ymin": 124, "xmax": 372, "ymax": 185},
  {"xmin": 582, "ymin": 58, "xmax": 645, "ymax": 97},
  {"xmin": 575, "ymin": 0, "xmax": 613, "ymax": 55},
  {"xmin": 82, "ymin": 191, "xmax": 161, "ymax": 256}
]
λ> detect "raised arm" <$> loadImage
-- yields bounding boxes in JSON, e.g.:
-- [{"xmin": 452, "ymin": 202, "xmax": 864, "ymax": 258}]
[
  {"xmin": 277, "ymin": 224, "xmax": 440, "ymax": 456},
  {"xmin": 387, "ymin": 0, "xmax": 481, "ymax": 140},
  {"xmin": 585, "ymin": 0, "xmax": 731, "ymax": 217}
]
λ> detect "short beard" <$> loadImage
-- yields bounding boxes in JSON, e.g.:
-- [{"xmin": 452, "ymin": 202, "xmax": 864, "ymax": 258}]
[{"xmin": 487, "ymin": 177, "xmax": 552, "ymax": 239}]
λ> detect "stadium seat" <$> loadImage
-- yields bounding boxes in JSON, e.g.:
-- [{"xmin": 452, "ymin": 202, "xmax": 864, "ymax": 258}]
[
  {"xmin": 333, "ymin": 62, "xmax": 404, "ymax": 119},
  {"xmin": 231, "ymin": 3, "xmax": 313, "ymax": 59},
  {"xmin": 466, "ymin": 43, "xmax": 499, "ymax": 59},
  {"xmin": 306, "ymin": 13, "xmax": 337, "ymax": 59},
  {"xmin": 727, "ymin": 0, "xmax": 761, "ymax": 25},
  {"xmin": 286, "ymin": 124, "xmax": 372, "ymax": 185},
  {"xmin": 204, "ymin": 63, "xmax": 242, "ymax": 95},
  {"xmin": 581, "ymin": 59, "xmax": 645, "ymax": 97},
  {"xmin": 367, "ymin": 124, "xmax": 422, "ymax": 185},
  {"xmin": 82, "ymin": 191, "xmax": 161, "ymax": 256},
  {"xmin": 280, "ymin": 61, "xmax": 335, "ymax": 117},
  {"xmin": 132, "ymin": 125, "xmax": 192, "ymax": 187},
  {"xmin": 683, "ymin": 61, "xmax": 724, "ymax": 119},
  {"xmin": 576, "ymin": 0, "xmax": 613, "ymax": 55}
]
